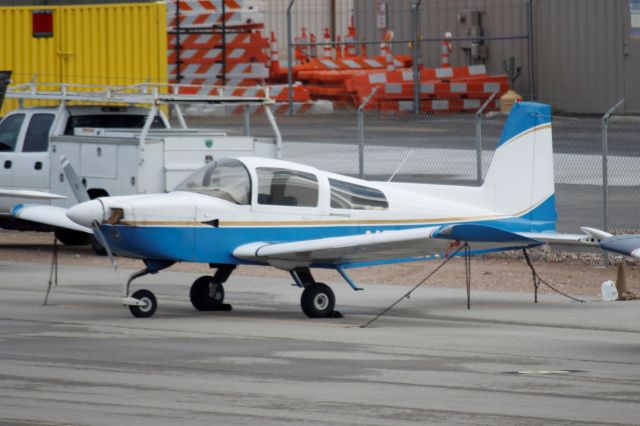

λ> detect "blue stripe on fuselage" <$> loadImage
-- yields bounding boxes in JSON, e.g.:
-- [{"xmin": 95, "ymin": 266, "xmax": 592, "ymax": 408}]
[{"xmin": 102, "ymin": 194, "xmax": 557, "ymax": 266}]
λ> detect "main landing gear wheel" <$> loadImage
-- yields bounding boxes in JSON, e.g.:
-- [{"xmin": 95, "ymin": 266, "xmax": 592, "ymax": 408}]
[
  {"xmin": 129, "ymin": 289, "xmax": 157, "ymax": 318},
  {"xmin": 301, "ymin": 283, "xmax": 335, "ymax": 318},
  {"xmin": 190, "ymin": 276, "xmax": 231, "ymax": 311}
]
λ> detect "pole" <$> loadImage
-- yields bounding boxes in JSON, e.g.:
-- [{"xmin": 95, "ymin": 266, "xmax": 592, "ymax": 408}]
[
  {"xmin": 287, "ymin": 0, "xmax": 295, "ymax": 115},
  {"xmin": 602, "ymin": 99, "xmax": 624, "ymax": 265},
  {"xmin": 412, "ymin": 0, "xmax": 422, "ymax": 114},
  {"xmin": 357, "ymin": 87, "xmax": 379, "ymax": 179},
  {"xmin": 264, "ymin": 105, "xmax": 282, "ymax": 160},
  {"xmin": 330, "ymin": 0, "xmax": 336, "ymax": 40},
  {"xmin": 474, "ymin": 91, "xmax": 498, "ymax": 185},
  {"xmin": 243, "ymin": 108, "xmax": 250, "ymax": 136},
  {"xmin": 527, "ymin": 0, "xmax": 535, "ymax": 99},
  {"xmin": 175, "ymin": 0, "xmax": 182, "ymax": 83}
]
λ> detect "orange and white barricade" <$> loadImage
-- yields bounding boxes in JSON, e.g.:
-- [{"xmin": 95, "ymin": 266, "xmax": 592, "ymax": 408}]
[
  {"xmin": 168, "ymin": 33, "xmax": 269, "ymax": 50},
  {"xmin": 167, "ymin": 10, "xmax": 264, "ymax": 29},
  {"xmin": 167, "ymin": 0, "xmax": 266, "ymax": 13}
]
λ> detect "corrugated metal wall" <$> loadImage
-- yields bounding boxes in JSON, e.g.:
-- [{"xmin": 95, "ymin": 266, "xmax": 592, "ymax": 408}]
[
  {"xmin": 0, "ymin": 2, "xmax": 167, "ymax": 114},
  {"xmin": 533, "ymin": 0, "xmax": 626, "ymax": 114},
  {"xmin": 354, "ymin": 0, "xmax": 634, "ymax": 113},
  {"xmin": 354, "ymin": 0, "xmax": 532, "ymax": 96}
]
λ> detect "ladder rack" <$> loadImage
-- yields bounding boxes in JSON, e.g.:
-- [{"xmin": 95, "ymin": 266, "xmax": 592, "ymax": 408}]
[{"xmin": 6, "ymin": 82, "xmax": 274, "ymax": 106}]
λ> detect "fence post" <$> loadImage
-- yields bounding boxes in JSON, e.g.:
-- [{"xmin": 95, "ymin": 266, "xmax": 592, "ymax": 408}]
[
  {"xmin": 286, "ymin": 0, "xmax": 296, "ymax": 115},
  {"xmin": 601, "ymin": 99, "xmax": 624, "ymax": 265},
  {"xmin": 412, "ymin": 0, "xmax": 422, "ymax": 114},
  {"xmin": 243, "ymin": 108, "xmax": 251, "ymax": 136},
  {"xmin": 474, "ymin": 92, "xmax": 498, "ymax": 185},
  {"xmin": 357, "ymin": 87, "xmax": 379, "ymax": 179},
  {"xmin": 526, "ymin": 0, "xmax": 535, "ymax": 99}
]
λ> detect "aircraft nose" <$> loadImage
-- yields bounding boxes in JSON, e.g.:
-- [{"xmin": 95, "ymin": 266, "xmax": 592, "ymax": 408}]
[{"xmin": 67, "ymin": 200, "xmax": 105, "ymax": 228}]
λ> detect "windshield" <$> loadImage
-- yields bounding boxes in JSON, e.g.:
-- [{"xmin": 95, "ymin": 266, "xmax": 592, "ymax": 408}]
[{"xmin": 175, "ymin": 158, "xmax": 251, "ymax": 205}]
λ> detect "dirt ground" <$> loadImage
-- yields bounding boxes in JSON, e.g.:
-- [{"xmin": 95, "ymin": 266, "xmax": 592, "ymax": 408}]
[{"xmin": 1, "ymin": 230, "xmax": 639, "ymax": 298}]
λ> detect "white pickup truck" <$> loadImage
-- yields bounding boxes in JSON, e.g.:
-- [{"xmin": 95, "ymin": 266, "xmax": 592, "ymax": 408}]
[{"xmin": 0, "ymin": 83, "xmax": 281, "ymax": 244}]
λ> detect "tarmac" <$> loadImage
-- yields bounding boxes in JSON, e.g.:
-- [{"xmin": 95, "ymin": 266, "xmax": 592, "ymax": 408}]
[{"xmin": 1, "ymin": 260, "xmax": 640, "ymax": 425}]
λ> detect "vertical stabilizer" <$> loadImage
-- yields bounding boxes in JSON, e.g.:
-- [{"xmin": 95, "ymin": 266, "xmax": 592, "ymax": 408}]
[{"xmin": 482, "ymin": 102, "xmax": 556, "ymax": 231}]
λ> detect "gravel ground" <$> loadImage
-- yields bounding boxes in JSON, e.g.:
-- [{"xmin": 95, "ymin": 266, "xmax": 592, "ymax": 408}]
[{"xmin": 1, "ymin": 229, "xmax": 639, "ymax": 298}]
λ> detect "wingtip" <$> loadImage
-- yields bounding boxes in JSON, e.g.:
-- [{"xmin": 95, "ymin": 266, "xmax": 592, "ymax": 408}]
[{"xmin": 580, "ymin": 227, "xmax": 613, "ymax": 239}]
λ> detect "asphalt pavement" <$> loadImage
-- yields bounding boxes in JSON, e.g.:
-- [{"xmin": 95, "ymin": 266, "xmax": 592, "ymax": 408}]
[{"xmin": 1, "ymin": 260, "xmax": 639, "ymax": 425}]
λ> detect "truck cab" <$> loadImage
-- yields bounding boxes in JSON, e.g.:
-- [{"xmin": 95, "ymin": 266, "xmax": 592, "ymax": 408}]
[
  {"xmin": 0, "ymin": 105, "xmax": 168, "ymax": 227},
  {"xmin": 0, "ymin": 83, "xmax": 281, "ymax": 244}
]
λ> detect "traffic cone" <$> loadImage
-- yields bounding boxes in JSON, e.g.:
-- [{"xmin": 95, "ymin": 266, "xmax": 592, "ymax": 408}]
[
  {"xmin": 440, "ymin": 31, "xmax": 453, "ymax": 67},
  {"xmin": 309, "ymin": 33, "xmax": 318, "ymax": 58},
  {"xmin": 335, "ymin": 35, "xmax": 343, "ymax": 59},
  {"xmin": 345, "ymin": 16, "xmax": 357, "ymax": 57},
  {"xmin": 323, "ymin": 27, "xmax": 333, "ymax": 59},
  {"xmin": 381, "ymin": 29, "xmax": 395, "ymax": 71},
  {"xmin": 300, "ymin": 27, "xmax": 309, "ymax": 62}
]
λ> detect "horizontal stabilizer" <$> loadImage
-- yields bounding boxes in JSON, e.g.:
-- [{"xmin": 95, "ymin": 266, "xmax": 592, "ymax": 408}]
[
  {"xmin": 434, "ymin": 224, "xmax": 542, "ymax": 245},
  {"xmin": 599, "ymin": 235, "xmax": 640, "ymax": 258},
  {"xmin": 12, "ymin": 204, "xmax": 92, "ymax": 233}
]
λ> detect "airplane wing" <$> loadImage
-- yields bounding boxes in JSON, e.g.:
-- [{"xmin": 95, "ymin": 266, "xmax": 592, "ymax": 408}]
[
  {"xmin": 233, "ymin": 225, "xmax": 543, "ymax": 268},
  {"xmin": 0, "ymin": 189, "xmax": 66, "ymax": 200},
  {"xmin": 234, "ymin": 222, "xmax": 640, "ymax": 269},
  {"xmin": 12, "ymin": 204, "xmax": 92, "ymax": 233}
]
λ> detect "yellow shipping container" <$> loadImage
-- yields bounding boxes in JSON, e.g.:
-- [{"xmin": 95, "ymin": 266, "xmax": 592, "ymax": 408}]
[{"xmin": 0, "ymin": 1, "xmax": 168, "ymax": 114}]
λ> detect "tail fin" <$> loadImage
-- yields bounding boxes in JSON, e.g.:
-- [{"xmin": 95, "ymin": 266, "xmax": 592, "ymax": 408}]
[{"xmin": 482, "ymin": 102, "xmax": 557, "ymax": 231}]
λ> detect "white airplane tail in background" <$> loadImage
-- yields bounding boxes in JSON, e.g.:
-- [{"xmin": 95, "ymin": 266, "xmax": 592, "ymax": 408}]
[{"xmin": 482, "ymin": 101, "xmax": 557, "ymax": 229}]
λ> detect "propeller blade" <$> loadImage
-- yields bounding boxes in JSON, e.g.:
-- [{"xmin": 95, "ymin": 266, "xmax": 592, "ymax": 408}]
[
  {"xmin": 60, "ymin": 155, "xmax": 90, "ymax": 203},
  {"xmin": 91, "ymin": 220, "xmax": 118, "ymax": 272}
]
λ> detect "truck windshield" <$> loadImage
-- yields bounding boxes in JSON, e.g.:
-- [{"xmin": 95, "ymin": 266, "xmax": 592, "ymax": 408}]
[
  {"xmin": 175, "ymin": 159, "xmax": 251, "ymax": 205},
  {"xmin": 0, "ymin": 113, "xmax": 25, "ymax": 152},
  {"xmin": 64, "ymin": 114, "xmax": 166, "ymax": 134}
]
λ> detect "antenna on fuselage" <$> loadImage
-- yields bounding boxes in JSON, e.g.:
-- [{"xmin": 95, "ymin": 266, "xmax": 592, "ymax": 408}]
[{"xmin": 387, "ymin": 149, "xmax": 415, "ymax": 182}]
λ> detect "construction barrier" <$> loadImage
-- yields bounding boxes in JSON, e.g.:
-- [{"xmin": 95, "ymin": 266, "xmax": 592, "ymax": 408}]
[
  {"xmin": 166, "ymin": 0, "xmax": 507, "ymax": 114},
  {"xmin": 347, "ymin": 65, "xmax": 508, "ymax": 111},
  {"xmin": 377, "ymin": 99, "xmax": 501, "ymax": 113}
]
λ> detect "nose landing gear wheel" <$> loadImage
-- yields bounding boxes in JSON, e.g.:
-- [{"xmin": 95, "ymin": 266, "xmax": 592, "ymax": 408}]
[
  {"xmin": 301, "ymin": 283, "xmax": 335, "ymax": 318},
  {"xmin": 129, "ymin": 289, "xmax": 157, "ymax": 318},
  {"xmin": 190, "ymin": 276, "xmax": 230, "ymax": 311}
]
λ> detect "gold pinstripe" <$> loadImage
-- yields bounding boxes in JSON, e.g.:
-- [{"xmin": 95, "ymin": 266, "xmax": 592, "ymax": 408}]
[{"xmin": 116, "ymin": 196, "xmax": 550, "ymax": 228}]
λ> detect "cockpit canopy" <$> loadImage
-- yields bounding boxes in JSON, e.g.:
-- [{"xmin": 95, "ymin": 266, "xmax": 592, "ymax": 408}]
[
  {"xmin": 175, "ymin": 158, "xmax": 251, "ymax": 205},
  {"xmin": 176, "ymin": 158, "xmax": 389, "ymax": 210}
]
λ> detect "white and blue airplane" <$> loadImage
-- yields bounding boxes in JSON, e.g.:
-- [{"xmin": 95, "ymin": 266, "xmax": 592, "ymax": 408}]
[{"xmin": 12, "ymin": 102, "xmax": 640, "ymax": 318}]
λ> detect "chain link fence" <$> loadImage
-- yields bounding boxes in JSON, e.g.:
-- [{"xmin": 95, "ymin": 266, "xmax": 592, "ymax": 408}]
[{"xmin": 197, "ymin": 107, "xmax": 640, "ymax": 236}]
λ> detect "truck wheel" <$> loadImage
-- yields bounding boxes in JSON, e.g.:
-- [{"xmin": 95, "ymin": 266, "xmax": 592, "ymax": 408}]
[{"xmin": 55, "ymin": 229, "xmax": 90, "ymax": 246}]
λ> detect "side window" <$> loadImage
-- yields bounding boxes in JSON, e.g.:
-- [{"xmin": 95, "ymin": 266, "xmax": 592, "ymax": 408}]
[
  {"xmin": 0, "ymin": 114, "xmax": 25, "ymax": 152},
  {"xmin": 330, "ymin": 178, "xmax": 389, "ymax": 210},
  {"xmin": 257, "ymin": 167, "xmax": 319, "ymax": 207},
  {"xmin": 23, "ymin": 114, "xmax": 55, "ymax": 152}
]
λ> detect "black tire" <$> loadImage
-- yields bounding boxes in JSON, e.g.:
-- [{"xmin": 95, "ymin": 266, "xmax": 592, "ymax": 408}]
[
  {"xmin": 55, "ymin": 229, "xmax": 90, "ymax": 246},
  {"xmin": 301, "ymin": 283, "xmax": 335, "ymax": 318},
  {"xmin": 129, "ymin": 289, "xmax": 157, "ymax": 318},
  {"xmin": 190, "ymin": 276, "xmax": 225, "ymax": 311}
]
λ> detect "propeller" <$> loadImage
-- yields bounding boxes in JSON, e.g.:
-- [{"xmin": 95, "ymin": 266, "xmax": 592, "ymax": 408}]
[
  {"xmin": 91, "ymin": 220, "xmax": 119, "ymax": 272},
  {"xmin": 60, "ymin": 155, "xmax": 90, "ymax": 203}
]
